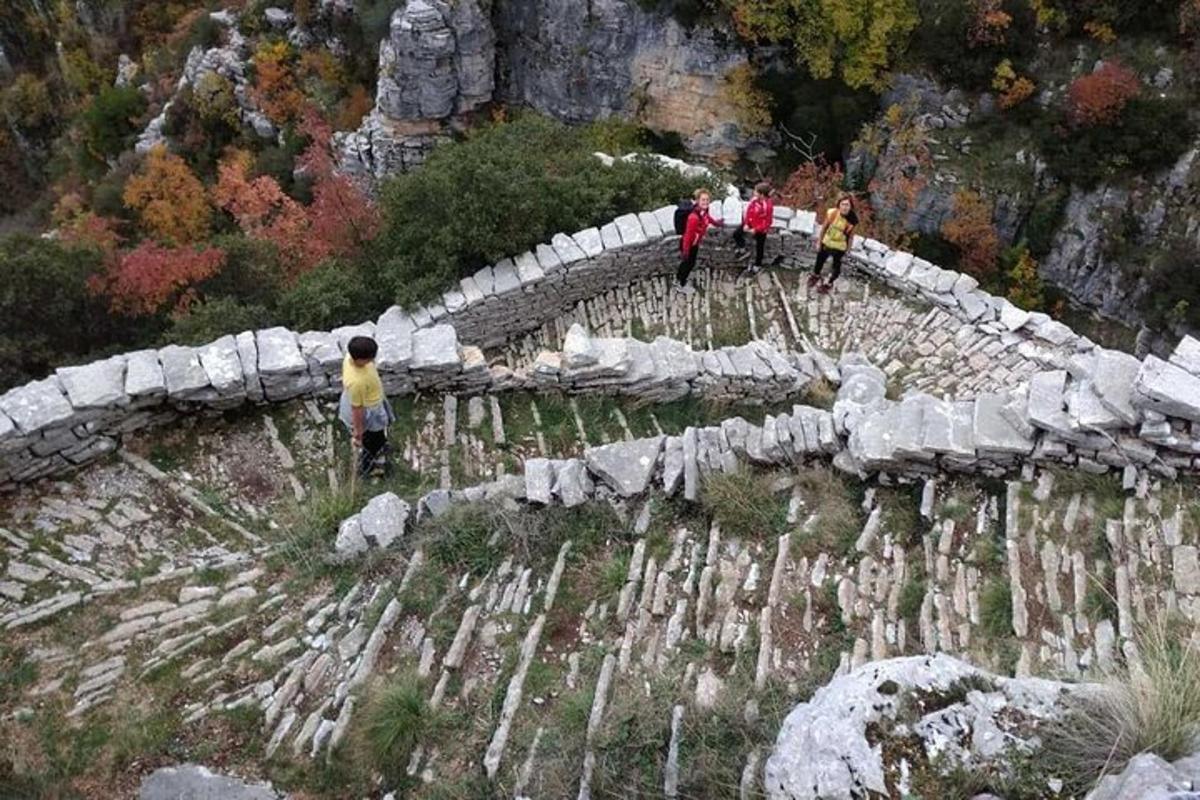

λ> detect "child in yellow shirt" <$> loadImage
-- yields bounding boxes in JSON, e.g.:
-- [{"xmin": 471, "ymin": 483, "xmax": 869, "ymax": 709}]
[{"xmin": 339, "ymin": 336, "xmax": 395, "ymax": 477}]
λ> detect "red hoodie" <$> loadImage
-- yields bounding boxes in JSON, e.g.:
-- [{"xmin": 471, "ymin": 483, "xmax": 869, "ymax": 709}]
[
  {"xmin": 744, "ymin": 196, "xmax": 774, "ymax": 234},
  {"xmin": 681, "ymin": 208, "xmax": 723, "ymax": 257}
]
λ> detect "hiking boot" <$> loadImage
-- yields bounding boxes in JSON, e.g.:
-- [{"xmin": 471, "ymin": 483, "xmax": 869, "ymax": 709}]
[
  {"xmin": 807, "ymin": 273, "xmax": 821, "ymax": 288},
  {"xmin": 674, "ymin": 283, "xmax": 695, "ymax": 296},
  {"xmin": 817, "ymin": 280, "xmax": 833, "ymax": 295},
  {"xmin": 770, "ymin": 254, "xmax": 784, "ymax": 268}
]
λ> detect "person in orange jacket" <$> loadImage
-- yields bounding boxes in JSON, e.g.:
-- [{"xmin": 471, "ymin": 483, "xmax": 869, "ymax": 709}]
[{"xmin": 676, "ymin": 189, "xmax": 723, "ymax": 295}]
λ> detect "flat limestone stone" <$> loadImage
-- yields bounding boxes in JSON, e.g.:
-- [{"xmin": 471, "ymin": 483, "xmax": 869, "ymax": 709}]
[
  {"xmin": 375, "ymin": 306, "xmax": 415, "ymax": 371},
  {"xmin": 358, "ymin": 492, "xmax": 409, "ymax": 550},
  {"xmin": 410, "ymin": 325, "xmax": 460, "ymax": 370},
  {"xmin": 614, "ymin": 213, "xmax": 647, "ymax": 246},
  {"xmin": 1092, "ymin": 349, "xmax": 1143, "ymax": 425},
  {"xmin": 235, "ymin": 332, "xmax": 263, "ymax": 403},
  {"xmin": 0, "ymin": 377, "xmax": 75, "ymax": 435},
  {"xmin": 1134, "ymin": 356, "xmax": 1200, "ymax": 422},
  {"xmin": 571, "ymin": 227, "xmax": 604, "ymax": 258},
  {"xmin": 255, "ymin": 327, "xmax": 307, "ymax": 376},
  {"xmin": 524, "ymin": 458, "xmax": 555, "ymax": 504},
  {"xmin": 139, "ymin": 763, "xmax": 282, "ymax": 800},
  {"xmin": 584, "ymin": 436, "xmax": 664, "ymax": 498},
  {"xmin": 1169, "ymin": 335, "xmax": 1200, "ymax": 377},
  {"xmin": 551, "ymin": 232, "xmax": 587, "ymax": 265},
  {"xmin": 125, "ymin": 349, "xmax": 166, "ymax": 400},
  {"xmin": 1026, "ymin": 370, "xmax": 1072, "ymax": 434},
  {"xmin": 159, "ymin": 345, "xmax": 211, "ymax": 399},
  {"xmin": 57, "ymin": 356, "xmax": 127, "ymax": 409},
  {"xmin": 198, "ymin": 336, "xmax": 245, "ymax": 397},
  {"xmin": 553, "ymin": 458, "xmax": 593, "ymax": 507},
  {"xmin": 973, "ymin": 394, "xmax": 1035, "ymax": 455}
]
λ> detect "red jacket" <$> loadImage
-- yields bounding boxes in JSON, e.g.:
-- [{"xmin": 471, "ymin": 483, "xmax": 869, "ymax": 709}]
[
  {"xmin": 744, "ymin": 196, "xmax": 774, "ymax": 234},
  {"xmin": 681, "ymin": 208, "xmax": 722, "ymax": 257}
]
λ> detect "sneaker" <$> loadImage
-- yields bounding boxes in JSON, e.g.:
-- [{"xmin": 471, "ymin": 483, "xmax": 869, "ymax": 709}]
[
  {"xmin": 817, "ymin": 280, "xmax": 833, "ymax": 295},
  {"xmin": 807, "ymin": 273, "xmax": 821, "ymax": 288},
  {"xmin": 674, "ymin": 283, "xmax": 695, "ymax": 296}
]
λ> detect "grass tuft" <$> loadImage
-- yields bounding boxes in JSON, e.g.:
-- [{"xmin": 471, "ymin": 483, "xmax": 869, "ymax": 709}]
[
  {"xmin": 700, "ymin": 468, "xmax": 789, "ymax": 541},
  {"xmin": 1042, "ymin": 620, "xmax": 1200, "ymax": 794},
  {"xmin": 978, "ymin": 579, "xmax": 1013, "ymax": 640}
]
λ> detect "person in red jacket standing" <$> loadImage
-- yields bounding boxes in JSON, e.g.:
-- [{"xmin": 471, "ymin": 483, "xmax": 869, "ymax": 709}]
[
  {"xmin": 677, "ymin": 189, "xmax": 723, "ymax": 295},
  {"xmin": 737, "ymin": 181, "xmax": 776, "ymax": 276}
]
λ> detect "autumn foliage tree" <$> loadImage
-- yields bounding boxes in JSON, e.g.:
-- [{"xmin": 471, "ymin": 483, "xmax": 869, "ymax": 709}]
[
  {"xmin": 1066, "ymin": 61, "xmax": 1140, "ymax": 127},
  {"xmin": 942, "ymin": 190, "xmax": 1000, "ymax": 280},
  {"xmin": 213, "ymin": 111, "xmax": 379, "ymax": 279},
  {"xmin": 251, "ymin": 41, "xmax": 307, "ymax": 125},
  {"xmin": 724, "ymin": 0, "xmax": 919, "ymax": 90},
  {"xmin": 94, "ymin": 242, "xmax": 227, "ymax": 317},
  {"xmin": 123, "ymin": 146, "xmax": 211, "ymax": 244}
]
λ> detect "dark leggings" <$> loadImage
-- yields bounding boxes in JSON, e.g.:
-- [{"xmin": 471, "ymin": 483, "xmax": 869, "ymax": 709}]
[
  {"xmin": 677, "ymin": 245, "xmax": 700, "ymax": 286},
  {"xmin": 813, "ymin": 247, "xmax": 844, "ymax": 282},
  {"xmin": 753, "ymin": 231, "xmax": 767, "ymax": 266},
  {"xmin": 359, "ymin": 429, "xmax": 388, "ymax": 476},
  {"xmin": 733, "ymin": 229, "xmax": 768, "ymax": 266}
]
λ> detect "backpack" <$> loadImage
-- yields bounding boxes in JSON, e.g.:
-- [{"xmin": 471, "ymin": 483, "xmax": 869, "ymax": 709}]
[{"xmin": 673, "ymin": 200, "xmax": 695, "ymax": 236}]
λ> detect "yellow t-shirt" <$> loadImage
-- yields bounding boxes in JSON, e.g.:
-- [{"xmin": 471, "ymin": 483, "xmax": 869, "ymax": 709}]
[
  {"xmin": 342, "ymin": 354, "xmax": 383, "ymax": 408},
  {"xmin": 821, "ymin": 208, "xmax": 852, "ymax": 252}
]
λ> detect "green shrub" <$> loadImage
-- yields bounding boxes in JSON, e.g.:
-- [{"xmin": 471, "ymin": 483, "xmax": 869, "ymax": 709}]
[
  {"xmin": 0, "ymin": 234, "xmax": 147, "ymax": 391},
  {"xmin": 373, "ymin": 113, "xmax": 705, "ymax": 308},
  {"xmin": 80, "ymin": 85, "xmax": 147, "ymax": 165},
  {"xmin": 195, "ymin": 235, "xmax": 286, "ymax": 309},
  {"xmin": 1036, "ymin": 96, "xmax": 1196, "ymax": 189},
  {"xmin": 167, "ymin": 298, "xmax": 274, "ymax": 345},
  {"xmin": 908, "ymin": 0, "xmax": 1037, "ymax": 90},
  {"xmin": 1139, "ymin": 235, "xmax": 1200, "ymax": 331},
  {"xmin": 1022, "ymin": 186, "xmax": 1069, "ymax": 259},
  {"xmin": 278, "ymin": 259, "xmax": 381, "ymax": 332}
]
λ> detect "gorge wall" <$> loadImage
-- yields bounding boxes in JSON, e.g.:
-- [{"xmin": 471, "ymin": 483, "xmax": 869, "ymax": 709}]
[{"xmin": 335, "ymin": 0, "xmax": 763, "ymax": 179}]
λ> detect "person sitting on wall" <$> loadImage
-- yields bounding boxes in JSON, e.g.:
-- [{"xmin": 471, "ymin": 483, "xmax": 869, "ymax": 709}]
[
  {"xmin": 339, "ymin": 336, "xmax": 395, "ymax": 478},
  {"xmin": 808, "ymin": 194, "xmax": 858, "ymax": 296}
]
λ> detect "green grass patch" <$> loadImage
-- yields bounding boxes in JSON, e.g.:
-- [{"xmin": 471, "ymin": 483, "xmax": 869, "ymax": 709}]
[
  {"xmin": 700, "ymin": 468, "xmax": 789, "ymax": 541},
  {"xmin": 979, "ymin": 580, "xmax": 1014, "ymax": 640}
]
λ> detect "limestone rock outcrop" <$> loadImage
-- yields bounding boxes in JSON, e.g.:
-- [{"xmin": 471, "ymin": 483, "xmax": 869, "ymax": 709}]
[
  {"xmin": 764, "ymin": 654, "xmax": 1089, "ymax": 800},
  {"xmin": 336, "ymin": 0, "xmax": 766, "ymax": 178}
]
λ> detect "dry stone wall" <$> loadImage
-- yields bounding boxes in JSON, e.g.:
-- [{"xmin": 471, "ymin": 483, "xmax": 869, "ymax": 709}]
[{"xmin": 5, "ymin": 180, "xmax": 1200, "ymax": 490}]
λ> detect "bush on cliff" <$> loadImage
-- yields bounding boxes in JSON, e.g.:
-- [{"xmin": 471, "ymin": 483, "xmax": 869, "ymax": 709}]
[
  {"xmin": 0, "ymin": 235, "xmax": 144, "ymax": 390},
  {"xmin": 372, "ymin": 113, "xmax": 707, "ymax": 308}
]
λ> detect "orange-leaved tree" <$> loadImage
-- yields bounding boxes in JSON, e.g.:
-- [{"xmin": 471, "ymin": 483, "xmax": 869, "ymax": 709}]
[
  {"xmin": 942, "ymin": 189, "xmax": 1000, "ymax": 280},
  {"xmin": 251, "ymin": 41, "xmax": 306, "ymax": 125},
  {"xmin": 123, "ymin": 145, "xmax": 211, "ymax": 245},
  {"xmin": 1066, "ymin": 61, "xmax": 1140, "ymax": 127},
  {"xmin": 52, "ymin": 193, "xmax": 122, "ymax": 258},
  {"xmin": 93, "ymin": 241, "xmax": 226, "ymax": 316}
]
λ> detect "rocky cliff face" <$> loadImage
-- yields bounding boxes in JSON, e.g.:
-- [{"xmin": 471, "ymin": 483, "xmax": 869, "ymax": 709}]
[
  {"xmin": 1040, "ymin": 143, "xmax": 1200, "ymax": 329},
  {"xmin": 336, "ymin": 0, "xmax": 763, "ymax": 179}
]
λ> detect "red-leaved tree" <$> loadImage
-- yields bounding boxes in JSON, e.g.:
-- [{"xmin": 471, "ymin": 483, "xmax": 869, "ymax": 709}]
[
  {"xmin": 93, "ymin": 241, "xmax": 227, "ymax": 316},
  {"xmin": 213, "ymin": 109, "xmax": 379, "ymax": 279},
  {"xmin": 1067, "ymin": 61, "xmax": 1140, "ymax": 127},
  {"xmin": 942, "ymin": 189, "xmax": 1000, "ymax": 280}
]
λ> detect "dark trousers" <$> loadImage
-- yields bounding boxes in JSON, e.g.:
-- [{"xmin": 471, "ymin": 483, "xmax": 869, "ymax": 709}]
[
  {"xmin": 813, "ymin": 247, "xmax": 845, "ymax": 282},
  {"xmin": 359, "ymin": 429, "xmax": 388, "ymax": 476},
  {"xmin": 677, "ymin": 245, "xmax": 700, "ymax": 286},
  {"xmin": 734, "ymin": 228, "xmax": 769, "ymax": 266}
]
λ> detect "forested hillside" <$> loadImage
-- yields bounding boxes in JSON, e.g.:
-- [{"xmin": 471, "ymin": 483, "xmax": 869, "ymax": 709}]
[{"xmin": 2, "ymin": 0, "xmax": 1199, "ymax": 390}]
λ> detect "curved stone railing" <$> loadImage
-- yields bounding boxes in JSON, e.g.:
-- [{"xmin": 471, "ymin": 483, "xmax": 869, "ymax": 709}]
[{"xmin": 4, "ymin": 178, "xmax": 1200, "ymax": 488}]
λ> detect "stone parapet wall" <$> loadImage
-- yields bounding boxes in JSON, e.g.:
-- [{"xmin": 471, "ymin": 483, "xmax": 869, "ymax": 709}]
[
  {"xmin": 4, "ymin": 185, "xmax": 1200, "ymax": 488},
  {"xmin": 0, "ymin": 317, "xmax": 825, "ymax": 488}
]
